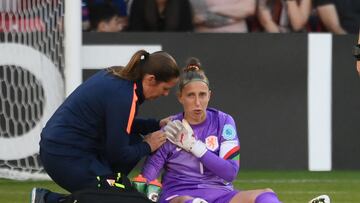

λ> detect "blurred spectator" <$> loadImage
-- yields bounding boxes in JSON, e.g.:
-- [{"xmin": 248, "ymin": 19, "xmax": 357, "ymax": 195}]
[
  {"xmin": 127, "ymin": 0, "xmax": 193, "ymax": 31},
  {"xmin": 88, "ymin": 3, "xmax": 127, "ymax": 32},
  {"xmin": 82, "ymin": 1, "xmax": 91, "ymax": 30},
  {"xmin": 190, "ymin": 0, "xmax": 255, "ymax": 33},
  {"xmin": 306, "ymin": 7, "xmax": 350, "ymax": 34},
  {"xmin": 256, "ymin": 0, "xmax": 311, "ymax": 33},
  {"xmin": 82, "ymin": 0, "xmax": 128, "ymax": 31},
  {"xmin": 314, "ymin": 0, "xmax": 360, "ymax": 34}
]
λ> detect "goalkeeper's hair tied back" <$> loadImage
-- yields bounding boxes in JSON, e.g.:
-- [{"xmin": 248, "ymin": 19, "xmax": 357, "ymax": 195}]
[
  {"xmin": 179, "ymin": 57, "xmax": 209, "ymax": 92},
  {"xmin": 107, "ymin": 49, "xmax": 180, "ymax": 82}
]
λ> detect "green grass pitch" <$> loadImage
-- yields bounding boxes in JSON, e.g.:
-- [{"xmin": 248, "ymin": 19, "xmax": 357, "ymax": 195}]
[{"xmin": 1, "ymin": 170, "xmax": 359, "ymax": 203}]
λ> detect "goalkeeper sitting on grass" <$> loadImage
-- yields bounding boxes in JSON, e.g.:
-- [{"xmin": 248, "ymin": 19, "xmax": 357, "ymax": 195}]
[
  {"xmin": 137, "ymin": 57, "xmax": 283, "ymax": 203},
  {"xmin": 135, "ymin": 57, "xmax": 331, "ymax": 203}
]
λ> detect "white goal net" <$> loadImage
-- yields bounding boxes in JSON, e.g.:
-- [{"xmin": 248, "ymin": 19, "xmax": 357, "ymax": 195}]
[{"xmin": 0, "ymin": 0, "xmax": 65, "ymax": 180}]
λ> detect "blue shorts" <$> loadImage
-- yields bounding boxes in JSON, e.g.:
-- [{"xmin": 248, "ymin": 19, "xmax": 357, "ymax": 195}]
[{"xmin": 160, "ymin": 188, "xmax": 239, "ymax": 203}]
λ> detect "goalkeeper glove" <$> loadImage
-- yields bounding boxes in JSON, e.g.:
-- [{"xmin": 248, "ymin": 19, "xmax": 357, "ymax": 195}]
[{"xmin": 164, "ymin": 119, "xmax": 207, "ymax": 158}]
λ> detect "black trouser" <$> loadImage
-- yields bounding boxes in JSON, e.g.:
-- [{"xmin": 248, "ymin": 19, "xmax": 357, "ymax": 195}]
[{"xmin": 40, "ymin": 134, "xmax": 144, "ymax": 202}]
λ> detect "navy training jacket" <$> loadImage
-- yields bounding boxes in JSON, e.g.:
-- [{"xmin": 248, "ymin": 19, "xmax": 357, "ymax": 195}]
[{"xmin": 40, "ymin": 69, "xmax": 159, "ymax": 166}]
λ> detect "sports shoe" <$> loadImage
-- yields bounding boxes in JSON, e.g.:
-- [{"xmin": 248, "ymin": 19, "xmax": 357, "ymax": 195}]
[
  {"xmin": 30, "ymin": 188, "xmax": 50, "ymax": 203},
  {"xmin": 308, "ymin": 195, "xmax": 330, "ymax": 203}
]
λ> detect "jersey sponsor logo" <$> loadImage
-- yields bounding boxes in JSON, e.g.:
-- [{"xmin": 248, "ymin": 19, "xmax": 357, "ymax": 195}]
[
  {"xmin": 205, "ymin": 135, "xmax": 219, "ymax": 151},
  {"xmin": 222, "ymin": 124, "xmax": 236, "ymax": 140}
]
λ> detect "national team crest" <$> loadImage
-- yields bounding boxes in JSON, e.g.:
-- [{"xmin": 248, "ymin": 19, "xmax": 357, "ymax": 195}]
[
  {"xmin": 222, "ymin": 124, "xmax": 236, "ymax": 140},
  {"xmin": 205, "ymin": 135, "xmax": 219, "ymax": 151}
]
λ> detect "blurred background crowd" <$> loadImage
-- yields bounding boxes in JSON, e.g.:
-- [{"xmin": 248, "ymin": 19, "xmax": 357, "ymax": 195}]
[{"xmin": 82, "ymin": 0, "xmax": 359, "ymax": 34}]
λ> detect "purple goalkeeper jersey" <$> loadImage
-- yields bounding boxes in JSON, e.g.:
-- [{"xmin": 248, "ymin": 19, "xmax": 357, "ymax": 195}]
[{"xmin": 142, "ymin": 108, "xmax": 240, "ymax": 201}]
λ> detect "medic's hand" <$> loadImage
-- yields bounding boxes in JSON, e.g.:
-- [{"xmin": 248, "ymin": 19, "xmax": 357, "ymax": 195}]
[
  {"xmin": 159, "ymin": 116, "xmax": 173, "ymax": 128},
  {"xmin": 144, "ymin": 130, "xmax": 166, "ymax": 152}
]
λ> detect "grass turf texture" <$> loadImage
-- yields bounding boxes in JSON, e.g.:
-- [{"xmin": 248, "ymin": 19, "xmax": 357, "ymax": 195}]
[{"xmin": 0, "ymin": 170, "xmax": 359, "ymax": 203}]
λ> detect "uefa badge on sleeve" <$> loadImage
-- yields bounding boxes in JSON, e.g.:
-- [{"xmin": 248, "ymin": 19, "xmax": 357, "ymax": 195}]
[{"xmin": 222, "ymin": 124, "xmax": 236, "ymax": 140}]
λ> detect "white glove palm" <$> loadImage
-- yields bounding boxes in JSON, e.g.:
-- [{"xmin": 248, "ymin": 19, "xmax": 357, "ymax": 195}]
[
  {"xmin": 164, "ymin": 119, "xmax": 194, "ymax": 150},
  {"xmin": 164, "ymin": 119, "xmax": 207, "ymax": 158}
]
